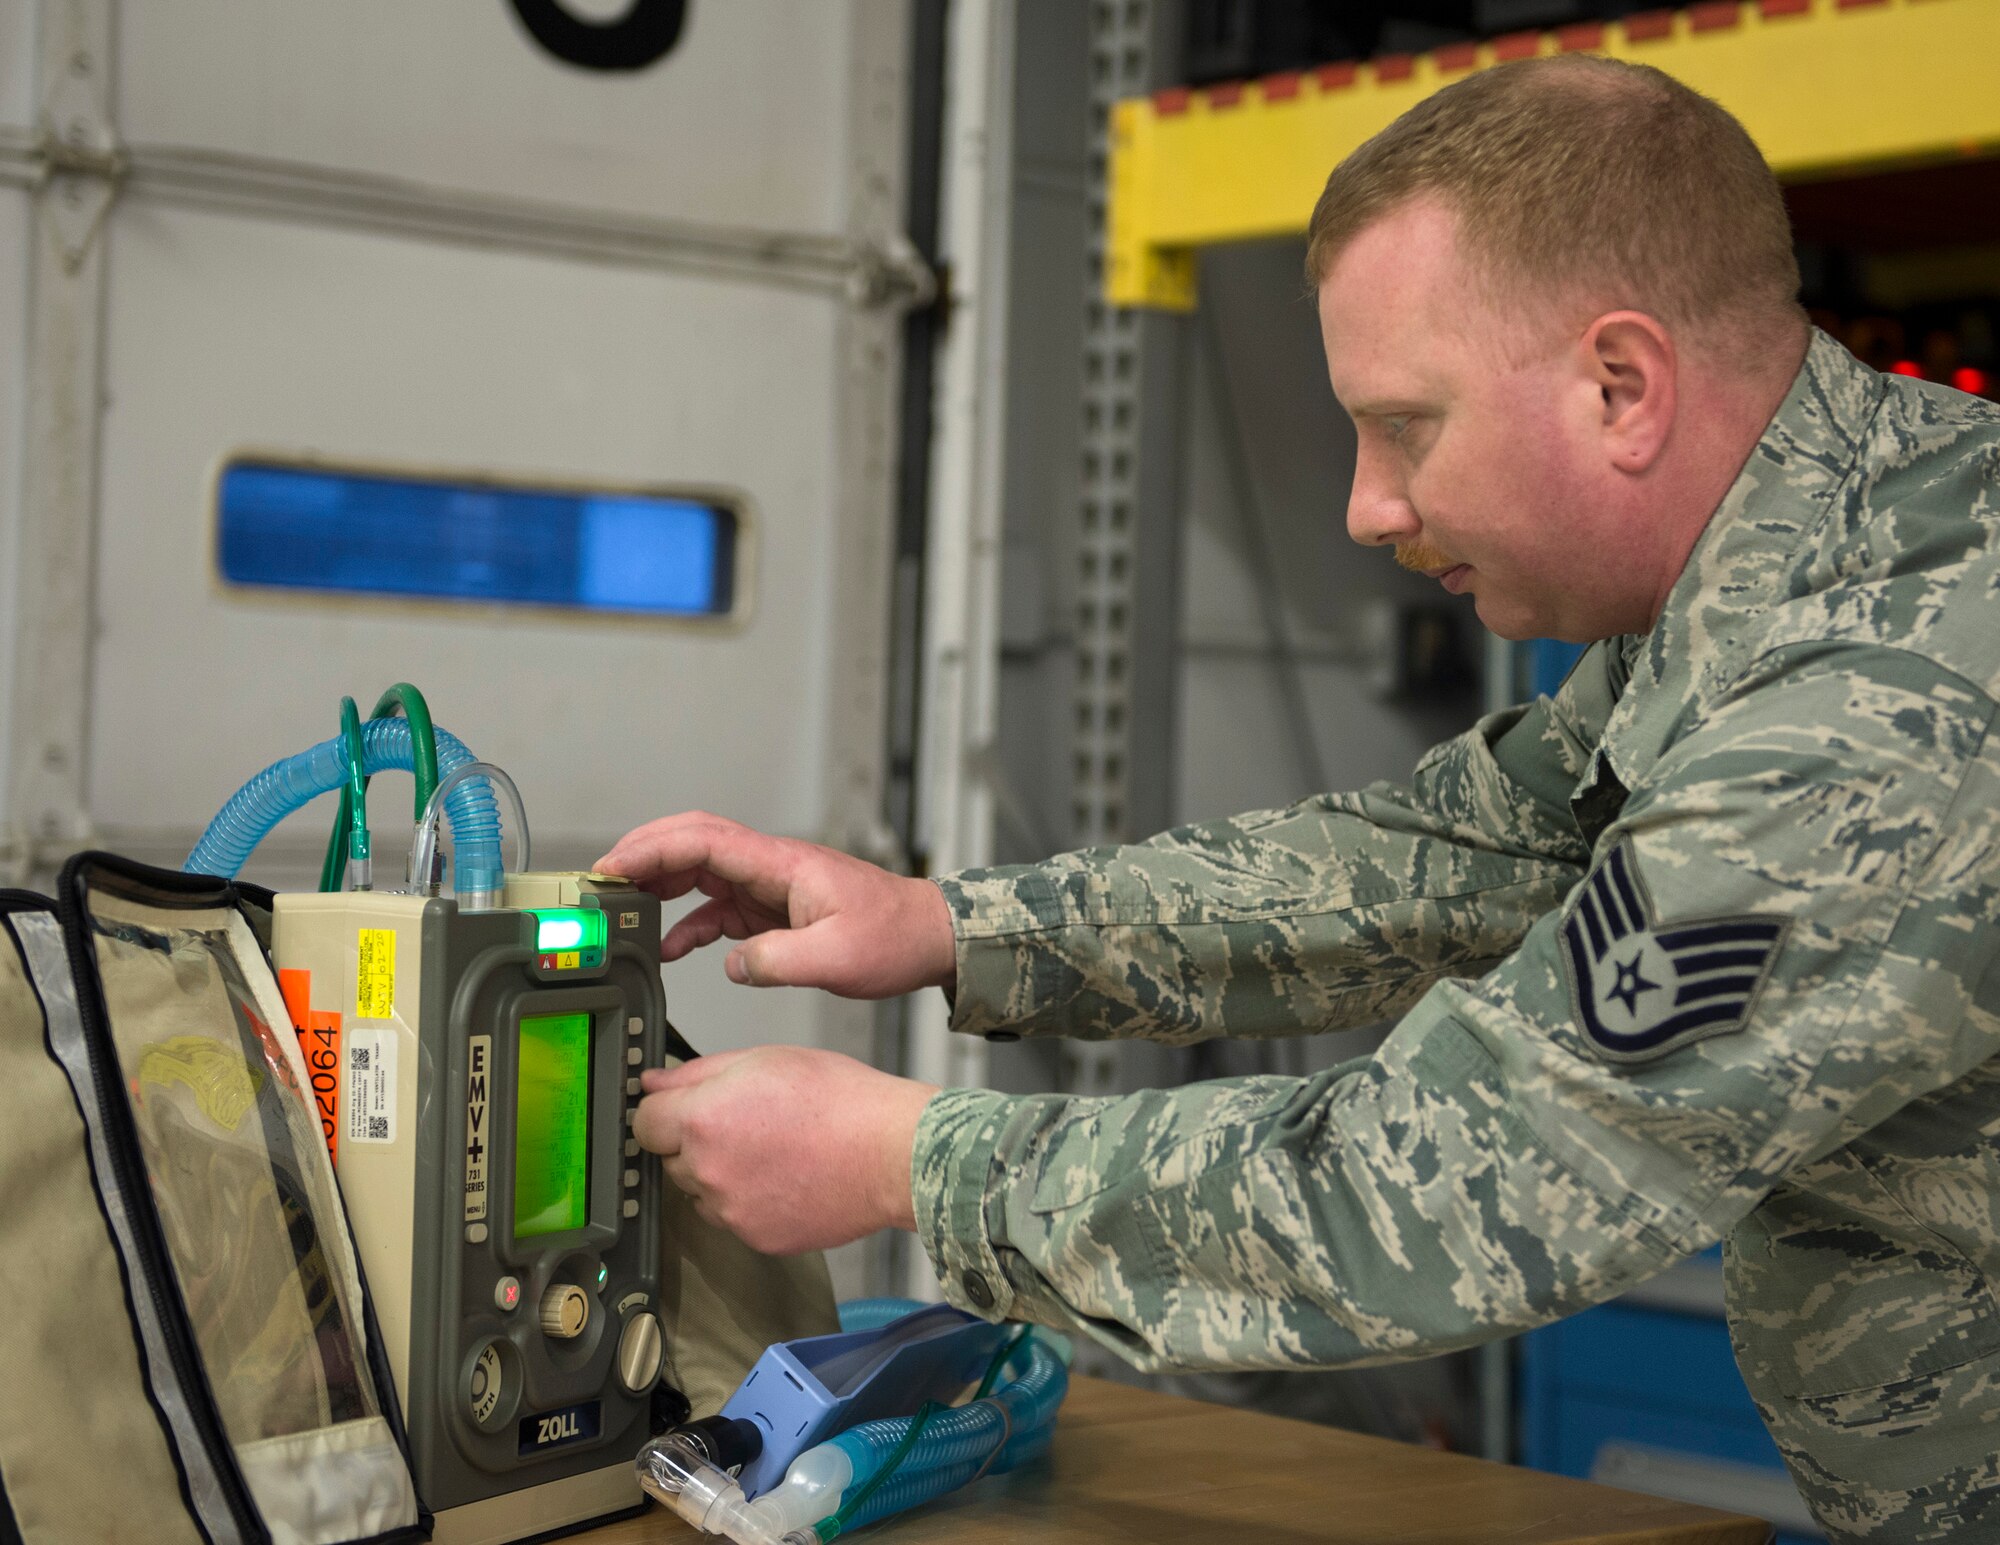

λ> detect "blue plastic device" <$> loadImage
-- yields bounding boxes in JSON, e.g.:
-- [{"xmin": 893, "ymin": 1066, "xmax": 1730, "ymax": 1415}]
[{"xmin": 720, "ymin": 1303, "xmax": 1010, "ymax": 1499}]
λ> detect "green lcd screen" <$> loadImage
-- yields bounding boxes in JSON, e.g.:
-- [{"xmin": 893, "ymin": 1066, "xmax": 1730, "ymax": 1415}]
[{"xmin": 515, "ymin": 1012, "xmax": 592, "ymax": 1239}]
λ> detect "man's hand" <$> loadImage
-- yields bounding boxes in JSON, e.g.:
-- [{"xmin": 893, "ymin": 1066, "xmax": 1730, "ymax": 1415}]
[
  {"xmin": 596, "ymin": 812, "xmax": 956, "ymax": 997},
  {"xmin": 634, "ymin": 1047, "xmax": 940, "ymax": 1255}
]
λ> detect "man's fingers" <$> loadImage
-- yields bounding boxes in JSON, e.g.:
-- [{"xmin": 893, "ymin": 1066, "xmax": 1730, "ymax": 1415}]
[
  {"xmin": 598, "ymin": 814, "xmax": 798, "ymax": 907},
  {"xmin": 725, "ymin": 925, "xmax": 834, "ymax": 988},
  {"xmin": 662, "ymin": 1152, "xmax": 703, "ymax": 1199},
  {"xmin": 632, "ymin": 1093, "xmax": 683, "ymax": 1156},
  {"xmin": 641, "ymin": 1050, "xmax": 746, "ymax": 1096},
  {"xmin": 663, "ymin": 897, "xmax": 755, "ymax": 961}
]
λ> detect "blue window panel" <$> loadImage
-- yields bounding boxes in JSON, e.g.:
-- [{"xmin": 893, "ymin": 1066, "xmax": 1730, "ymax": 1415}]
[{"xmin": 217, "ymin": 460, "xmax": 739, "ymax": 617}]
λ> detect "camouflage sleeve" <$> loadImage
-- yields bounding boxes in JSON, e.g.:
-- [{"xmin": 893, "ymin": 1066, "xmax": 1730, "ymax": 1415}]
[
  {"xmin": 914, "ymin": 641, "xmax": 2000, "ymax": 1370},
  {"xmin": 932, "ymin": 640, "xmax": 1628, "ymax": 1043}
]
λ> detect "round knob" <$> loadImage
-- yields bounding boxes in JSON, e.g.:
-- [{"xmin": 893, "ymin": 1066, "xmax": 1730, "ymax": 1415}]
[
  {"xmin": 540, "ymin": 1283, "xmax": 589, "ymax": 1340},
  {"xmin": 469, "ymin": 1341, "xmax": 506, "ymax": 1428},
  {"xmin": 618, "ymin": 1311, "xmax": 663, "ymax": 1393}
]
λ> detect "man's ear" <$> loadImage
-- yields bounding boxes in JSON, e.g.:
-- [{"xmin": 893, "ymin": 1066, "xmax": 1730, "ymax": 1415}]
[{"xmin": 1581, "ymin": 311, "xmax": 1676, "ymax": 474}]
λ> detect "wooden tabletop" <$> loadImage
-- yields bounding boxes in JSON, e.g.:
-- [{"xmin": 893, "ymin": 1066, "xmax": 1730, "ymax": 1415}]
[{"xmin": 580, "ymin": 1374, "xmax": 1773, "ymax": 1545}]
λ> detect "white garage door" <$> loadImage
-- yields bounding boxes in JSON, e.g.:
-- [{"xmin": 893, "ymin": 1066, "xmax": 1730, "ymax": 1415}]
[{"xmin": 0, "ymin": 0, "xmax": 915, "ymax": 1062}]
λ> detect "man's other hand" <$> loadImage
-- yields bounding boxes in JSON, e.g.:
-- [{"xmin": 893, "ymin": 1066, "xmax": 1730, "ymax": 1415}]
[
  {"xmin": 634, "ymin": 1047, "xmax": 940, "ymax": 1255},
  {"xmin": 596, "ymin": 813, "xmax": 957, "ymax": 997}
]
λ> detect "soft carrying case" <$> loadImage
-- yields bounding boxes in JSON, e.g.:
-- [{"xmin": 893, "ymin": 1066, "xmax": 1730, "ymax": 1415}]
[{"xmin": 0, "ymin": 854, "xmax": 426, "ymax": 1545}]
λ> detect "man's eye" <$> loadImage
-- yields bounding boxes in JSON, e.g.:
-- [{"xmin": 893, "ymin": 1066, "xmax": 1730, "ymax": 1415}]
[{"xmin": 1384, "ymin": 416, "xmax": 1412, "ymax": 443}]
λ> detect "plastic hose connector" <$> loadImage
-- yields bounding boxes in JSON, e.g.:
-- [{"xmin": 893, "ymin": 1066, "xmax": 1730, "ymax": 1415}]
[{"xmin": 186, "ymin": 720, "xmax": 502, "ymax": 897}]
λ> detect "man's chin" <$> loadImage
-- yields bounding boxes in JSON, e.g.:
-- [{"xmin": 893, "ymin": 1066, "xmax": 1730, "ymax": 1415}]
[
  {"xmin": 1470, "ymin": 592, "xmax": 1541, "ymax": 643},
  {"xmin": 1475, "ymin": 596, "xmax": 1613, "ymax": 646}
]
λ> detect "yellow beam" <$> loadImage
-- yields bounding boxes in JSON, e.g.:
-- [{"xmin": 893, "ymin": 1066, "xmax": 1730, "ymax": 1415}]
[{"xmin": 1107, "ymin": 0, "xmax": 2000, "ymax": 310}]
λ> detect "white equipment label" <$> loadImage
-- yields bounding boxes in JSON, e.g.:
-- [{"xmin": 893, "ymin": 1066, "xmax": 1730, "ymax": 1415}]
[
  {"xmin": 346, "ymin": 1028, "xmax": 396, "ymax": 1144},
  {"xmin": 465, "ymin": 1034, "xmax": 492, "ymax": 1222}
]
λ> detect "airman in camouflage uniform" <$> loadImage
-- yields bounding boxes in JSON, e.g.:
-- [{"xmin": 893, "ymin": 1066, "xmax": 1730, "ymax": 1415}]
[
  {"xmin": 916, "ymin": 330, "xmax": 2000, "ymax": 1541},
  {"xmin": 606, "ymin": 54, "xmax": 2000, "ymax": 1545}
]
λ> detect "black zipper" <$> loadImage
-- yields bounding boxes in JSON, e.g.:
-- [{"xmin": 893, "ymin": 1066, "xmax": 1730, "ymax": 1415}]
[{"xmin": 55, "ymin": 853, "xmax": 271, "ymax": 1545}]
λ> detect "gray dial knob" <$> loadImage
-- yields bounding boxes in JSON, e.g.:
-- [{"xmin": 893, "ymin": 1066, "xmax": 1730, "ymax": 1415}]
[
  {"xmin": 540, "ymin": 1283, "xmax": 589, "ymax": 1340},
  {"xmin": 618, "ymin": 1311, "xmax": 663, "ymax": 1393}
]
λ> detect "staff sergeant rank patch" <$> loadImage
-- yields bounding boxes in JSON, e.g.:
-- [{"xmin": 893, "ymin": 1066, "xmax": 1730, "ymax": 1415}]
[{"xmin": 1559, "ymin": 841, "xmax": 1787, "ymax": 1065}]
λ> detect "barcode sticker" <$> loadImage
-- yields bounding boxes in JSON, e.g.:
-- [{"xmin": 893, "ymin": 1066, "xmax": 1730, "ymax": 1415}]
[{"xmin": 346, "ymin": 1028, "xmax": 397, "ymax": 1145}]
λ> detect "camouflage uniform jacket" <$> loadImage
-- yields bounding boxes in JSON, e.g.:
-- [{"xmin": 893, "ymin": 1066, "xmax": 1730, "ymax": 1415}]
[{"xmin": 915, "ymin": 331, "xmax": 2000, "ymax": 1542}]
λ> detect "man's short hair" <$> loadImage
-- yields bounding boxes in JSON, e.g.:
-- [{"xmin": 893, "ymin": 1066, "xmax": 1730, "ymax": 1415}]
[{"xmin": 1306, "ymin": 55, "xmax": 1806, "ymax": 363}]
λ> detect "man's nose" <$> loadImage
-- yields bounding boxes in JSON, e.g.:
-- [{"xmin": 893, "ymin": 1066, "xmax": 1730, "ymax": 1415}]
[{"xmin": 1346, "ymin": 451, "xmax": 1421, "ymax": 547}]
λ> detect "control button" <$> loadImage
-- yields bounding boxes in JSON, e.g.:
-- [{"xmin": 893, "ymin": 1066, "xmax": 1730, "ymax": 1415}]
[
  {"xmin": 494, "ymin": 1276, "xmax": 521, "ymax": 1313},
  {"xmin": 626, "ymin": 1076, "xmax": 641, "ymax": 1097},
  {"xmin": 624, "ymin": 1137, "xmax": 639, "ymax": 1158},
  {"xmin": 627, "ymin": 1046, "xmax": 643, "ymax": 1066},
  {"xmin": 465, "ymin": 1222, "xmax": 488, "ymax": 1245},
  {"xmin": 540, "ymin": 1284, "xmax": 590, "ymax": 1340},
  {"xmin": 627, "ymin": 1016, "xmax": 643, "ymax": 1038},
  {"xmin": 622, "ymin": 1198, "xmax": 640, "ymax": 1219},
  {"xmin": 961, "ymin": 1270, "xmax": 995, "ymax": 1310},
  {"xmin": 623, "ymin": 1168, "xmax": 639, "ymax": 1188},
  {"xmin": 617, "ymin": 1312, "xmax": 664, "ymax": 1393},
  {"xmin": 470, "ymin": 1342, "xmax": 505, "ymax": 1427},
  {"xmin": 625, "ymin": 1108, "xmax": 636, "ymax": 1130}
]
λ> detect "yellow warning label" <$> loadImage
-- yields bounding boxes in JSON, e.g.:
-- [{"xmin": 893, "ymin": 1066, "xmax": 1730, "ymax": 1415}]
[{"xmin": 358, "ymin": 929, "xmax": 396, "ymax": 1019}]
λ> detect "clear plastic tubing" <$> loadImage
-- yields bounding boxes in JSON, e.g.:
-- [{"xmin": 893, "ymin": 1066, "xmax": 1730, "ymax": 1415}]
[
  {"xmin": 637, "ymin": 1433, "xmax": 835, "ymax": 1545},
  {"xmin": 408, "ymin": 761, "xmax": 528, "ymax": 912},
  {"xmin": 185, "ymin": 719, "xmax": 502, "ymax": 897}
]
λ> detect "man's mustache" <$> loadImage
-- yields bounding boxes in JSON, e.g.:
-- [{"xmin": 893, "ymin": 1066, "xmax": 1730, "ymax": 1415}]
[{"xmin": 1395, "ymin": 537, "xmax": 1454, "ymax": 574}]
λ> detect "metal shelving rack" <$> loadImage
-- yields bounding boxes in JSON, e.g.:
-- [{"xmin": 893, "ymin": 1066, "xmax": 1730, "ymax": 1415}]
[{"xmin": 1104, "ymin": 0, "xmax": 2000, "ymax": 312}]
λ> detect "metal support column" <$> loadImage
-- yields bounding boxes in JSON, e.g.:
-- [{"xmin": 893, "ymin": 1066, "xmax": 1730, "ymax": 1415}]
[
  {"xmin": 1063, "ymin": 0, "xmax": 1187, "ymax": 1112},
  {"xmin": 1071, "ymin": 0, "xmax": 1186, "ymax": 853},
  {"xmin": 5, "ymin": 0, "xmax": 120, "ymax": 885},
  {"xmin": 906, "ymin": 0, "xmax": 1018, "ymax": 1092}
]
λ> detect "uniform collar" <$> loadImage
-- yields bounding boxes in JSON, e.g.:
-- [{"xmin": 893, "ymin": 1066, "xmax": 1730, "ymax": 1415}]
[{"xmin": 1592, "ymin": 330, "xmax": 1887, "ymax": 790}]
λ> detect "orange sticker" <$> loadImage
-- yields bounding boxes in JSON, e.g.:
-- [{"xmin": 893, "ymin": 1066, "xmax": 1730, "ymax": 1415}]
[
  {"xmin": 283, "ymin": 968, "xmax": 343, "ymax": 1166},
  {"xmin": 278, "ymin": 968, "xmax": 312, "ymax": 1030},
  {"xmin": 301, "ymin": 1010, "xmax": 342, "ymax": 1167}
]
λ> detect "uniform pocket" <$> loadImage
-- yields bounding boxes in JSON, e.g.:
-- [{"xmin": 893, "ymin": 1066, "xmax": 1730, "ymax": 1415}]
[
  {"xmin": 1750, "ymin": 1345, "xmax": 2000, "ymax": 1523},
  {"xmin": 1731, "ymin": 1150, "xmax": 2000, "ymax": 1401}
]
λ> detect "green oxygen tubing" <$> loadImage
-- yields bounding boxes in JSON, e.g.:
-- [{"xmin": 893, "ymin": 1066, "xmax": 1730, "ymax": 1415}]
[{"xmin": 317, "ymin": 684, "xmax": 441, "ymax": 892}]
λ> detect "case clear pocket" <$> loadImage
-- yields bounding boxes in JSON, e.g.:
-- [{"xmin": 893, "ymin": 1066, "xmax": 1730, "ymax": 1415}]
[
  {"xmin": 86, "ymin": 888, "xmax": 380, "ymax": 1441},
  {"xmin": 62, "ymin": 857, "xmax": 421, "ymax": 1545}
]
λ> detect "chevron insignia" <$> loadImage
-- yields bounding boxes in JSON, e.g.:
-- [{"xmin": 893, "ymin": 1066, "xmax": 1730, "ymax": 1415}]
[{"xmin": 1558, "ymin": 842, "xmax": 1787, "ymax": 1065}]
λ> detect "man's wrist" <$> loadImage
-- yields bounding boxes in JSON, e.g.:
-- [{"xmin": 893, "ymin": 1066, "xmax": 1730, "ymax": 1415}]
[
  {"xmin": 912, "ymin": 876, "xmax": 957, "ymax": 992},
  {"xmin": 879, "ymin": 1078, "xmax": 941, "ymax": 1233}
]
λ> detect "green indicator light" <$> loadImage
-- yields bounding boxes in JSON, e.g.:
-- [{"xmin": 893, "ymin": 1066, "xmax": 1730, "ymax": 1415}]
[
  {"xmin": 597, "ymin": 1265, "xmax": 609, "ymax": 1288},
  {"xmin": 532, "ymin": 908, "xmax": 607, "ymax": 955}
]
